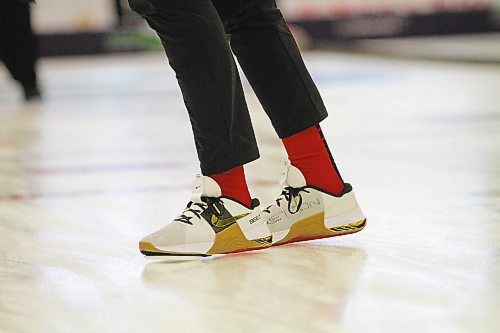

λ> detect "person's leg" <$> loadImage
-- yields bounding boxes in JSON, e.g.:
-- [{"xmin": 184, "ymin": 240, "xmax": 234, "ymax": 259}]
[
  {"xmin": 129, "ymin": 0, "xmax": 259, "ymax": 178},
  {"xmin": 128, "ymin": 0, "xmax": 272, "ymax": 257},
  {"xmin": 211, "ymin": 0, "xmax": 327, "ymax": 137},
  {"xmin": 281, "ymin": 125, "xmax": 344, "ymax": 194},
  {"xmin": 211, "ymin": 0, "xmax": 365, "ymax": 246},
  {"xmin": 211, "ymin": 0, "xmax": 344, "ymax": 195},
  {"xmin": 0, "ymin": 0, "xmax": 40, "ymax": 100}
]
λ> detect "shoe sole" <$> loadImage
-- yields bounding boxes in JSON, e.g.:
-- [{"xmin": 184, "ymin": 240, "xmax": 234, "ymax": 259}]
[
  {"xmin": 140, "ymin": 223, "xmax": 273, "ymax": 257},
  {"xmin": 273, "ymin": 212, "xmax": 367, "ymax": 246}
]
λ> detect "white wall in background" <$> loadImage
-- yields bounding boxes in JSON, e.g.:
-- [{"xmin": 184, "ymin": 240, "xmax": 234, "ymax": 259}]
[
  {"xmin": 279, "ymin": 0, "xmax": 494, "ymax": 20},
  {"xmin": 32, "ymin": 0, "xmax": 116, "ymax": 34}
]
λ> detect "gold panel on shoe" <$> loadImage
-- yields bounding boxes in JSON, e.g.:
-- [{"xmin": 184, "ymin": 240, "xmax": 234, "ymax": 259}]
[
  {"xmin": 275, "ymin": 212, "xmax": 367, "ymax": 245},
  {"xmin": 139, "ymin": 241, "xmax": 209, "ymax": 257},
  {"xmin": 275, "ymin": 212, "xmax": 327, "ymax": 245},
  {"xmin": 329, "ymin": 219, "xmax": 367, "ymax": 235},
  {"xmin": 207, "ymin": 223, "xmax": 272, "ymax": 255}
]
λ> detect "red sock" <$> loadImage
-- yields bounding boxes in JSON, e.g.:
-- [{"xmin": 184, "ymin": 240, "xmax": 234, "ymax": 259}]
[
  {"xmin": 282, "ymin": 125, "xmax": 344, "ymax": 195},
  {"xmin": 209, "ymin": 165, "xmax": 252, "ymax": 207}
]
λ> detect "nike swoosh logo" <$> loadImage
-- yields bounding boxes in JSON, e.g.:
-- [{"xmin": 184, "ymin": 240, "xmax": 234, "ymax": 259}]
[{"xmin": 210, "ymin": 213, "xmax": 251, "ymax": 228}]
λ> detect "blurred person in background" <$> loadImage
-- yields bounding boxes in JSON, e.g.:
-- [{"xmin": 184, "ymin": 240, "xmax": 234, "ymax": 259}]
[
  {"xmin": 0, "ymin": 0, "xmax": 41, "ymax": 101},
  {"xmin": 128, "ymin": 0, "xmax": 366, "ymax": 258}
]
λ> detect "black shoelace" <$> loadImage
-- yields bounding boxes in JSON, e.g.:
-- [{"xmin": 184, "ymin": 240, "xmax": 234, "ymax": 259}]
[
  {"xmin": 263, "ymin": 187, "xmax": 310, "ymax": 214},
  {"xmin": 174, "ymin": 197, "xmax": 225, "ymax": 225}
]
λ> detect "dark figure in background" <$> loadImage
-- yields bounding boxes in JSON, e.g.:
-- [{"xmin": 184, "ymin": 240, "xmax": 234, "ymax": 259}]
[
  {"xmin": 0, "ymin": 0, "xmax": 41, "ymax": 101},
  {"xmin": 115, "ymin": 0, "xmax": 124, "ymax": 26}
]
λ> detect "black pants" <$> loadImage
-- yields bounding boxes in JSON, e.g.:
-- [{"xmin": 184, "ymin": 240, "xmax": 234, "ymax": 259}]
[
  {"xmin": 0, "ymin": 0, "xmax": 38, "ymax": 90},
  {"xmin": 129, "ymin": 0, "xmax": 328, "ymax": 175}
]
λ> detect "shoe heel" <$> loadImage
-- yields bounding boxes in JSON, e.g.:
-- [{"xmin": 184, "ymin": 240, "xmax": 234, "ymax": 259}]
[
  {"xmin": 329, "ymin": 219, "xmax": 367, "ymax": 235},
  {"xmin": 324, "ymin": 206, "xmax": 366, "ymax": 229}
]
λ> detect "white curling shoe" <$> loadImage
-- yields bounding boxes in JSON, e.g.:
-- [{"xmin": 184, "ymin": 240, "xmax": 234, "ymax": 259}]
[
  {"xmin": 262, "ymin": 162, "xmax": 366, "ymax": 246},
  {"xmin": 139, "ymin": 175, "xmax": 272, "ymax": 258}
]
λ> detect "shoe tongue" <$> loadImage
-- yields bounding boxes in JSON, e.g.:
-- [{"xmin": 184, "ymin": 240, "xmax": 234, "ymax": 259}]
[
  {"xmin": 191, "ymin": 175, "xmax": 222, "ymax": 203},
  {"xmin": 280, "ymin": 162, "xmax": 307, "ymax": 188}
]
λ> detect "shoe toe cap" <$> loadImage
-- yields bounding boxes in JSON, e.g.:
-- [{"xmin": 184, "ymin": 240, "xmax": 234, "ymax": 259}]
[{"xmin": 140, "ymin": 221, "xmax": 214, "ymax": 248}]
